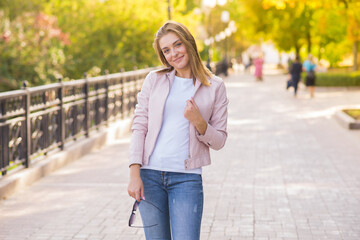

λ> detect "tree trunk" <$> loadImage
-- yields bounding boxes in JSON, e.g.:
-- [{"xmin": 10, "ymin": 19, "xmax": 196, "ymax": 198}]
[
  {"xmin": 307, "ymin": 29, "xmax": 311, "ymax": 55},
  {"xmin": 353, "ymin": 41, "xmax": 358, "ymax": 71},
  {"xmin": 295, "ymin": 44, "xmax": 300, "ymax": 56},
  {"xmin": 167, "ymin": 0, "xmax": 171, "ymax": 20}
]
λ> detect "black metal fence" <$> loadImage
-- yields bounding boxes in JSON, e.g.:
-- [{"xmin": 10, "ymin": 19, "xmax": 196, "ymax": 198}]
[{"xmin": 0, "ymin": 68, "xmax": 155, "ymax": 177}]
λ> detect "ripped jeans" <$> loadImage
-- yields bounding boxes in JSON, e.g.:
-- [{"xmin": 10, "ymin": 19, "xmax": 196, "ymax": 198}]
[{"xmin": 139, "ymin": 169, "xmax": 203, "ymax": 240}]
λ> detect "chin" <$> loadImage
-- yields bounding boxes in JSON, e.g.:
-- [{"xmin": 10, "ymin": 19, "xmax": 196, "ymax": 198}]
[{"xmin": 174, "ymin": 61, "xmax": 189, "ymax": 70}]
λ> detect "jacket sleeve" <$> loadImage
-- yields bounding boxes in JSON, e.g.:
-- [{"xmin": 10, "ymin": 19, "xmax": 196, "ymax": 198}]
[
  {"xmin": 196, "ymin": 81, "xmax": 228, "ymax": 150},
  {"xmin": 129, "ymin": 72, "xmax": 154, "ymax": 166}
]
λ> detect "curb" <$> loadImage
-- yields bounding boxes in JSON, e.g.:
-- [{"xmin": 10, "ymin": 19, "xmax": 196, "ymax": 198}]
[
  {"xmin": 334, "ymin": 110, "xmax": 360, "ymax": 130},
  {"xmin": 0, "ymin": 119, "xmax": 132, "ymax": 200}
]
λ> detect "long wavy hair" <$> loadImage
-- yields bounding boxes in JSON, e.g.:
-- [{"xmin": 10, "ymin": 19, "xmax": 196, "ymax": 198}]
[{"xmin": 153, "ymin": 21, "xmax": 212, "ymax": 86}]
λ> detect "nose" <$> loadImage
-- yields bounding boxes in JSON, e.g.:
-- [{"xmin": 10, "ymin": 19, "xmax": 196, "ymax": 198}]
[{"xmin": 171, "ymin": 48, "xmax": 178, "ymax": 57}]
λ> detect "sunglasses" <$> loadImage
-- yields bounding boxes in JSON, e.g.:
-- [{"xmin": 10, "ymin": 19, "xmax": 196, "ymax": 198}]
[{"xmin": 128, "ymin": 198, "xmax": 163, "ymax": 228}]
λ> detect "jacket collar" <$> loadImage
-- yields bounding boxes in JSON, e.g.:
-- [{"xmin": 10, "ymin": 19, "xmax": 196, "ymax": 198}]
[{"xmin": 165, "ymin": 68, "xmax": 202, "ymax": 93}]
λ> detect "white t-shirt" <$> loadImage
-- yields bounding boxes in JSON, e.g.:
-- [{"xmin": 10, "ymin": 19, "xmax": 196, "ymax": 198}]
[{"xmin": 141, "ymin": 76, "xmax": 202, "ymax": 174}]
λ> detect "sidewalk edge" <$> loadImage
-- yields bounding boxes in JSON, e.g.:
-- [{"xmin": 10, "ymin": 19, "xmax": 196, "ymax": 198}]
[{"xmin": 334, "ymin": 110, "xmax": 360, "ymax": 130}]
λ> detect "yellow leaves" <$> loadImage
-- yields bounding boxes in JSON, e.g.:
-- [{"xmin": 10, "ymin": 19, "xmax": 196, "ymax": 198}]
[
  {"xmin": 317, "ymin": 13, "xmax": 327, "ymax": 35},
  {"xmin": 347, "ymin": 14, "xmax": 360, "ymax": 41},
  {"xmin": 262, "ymin": 0, "xmax": 287, "ymax": 10},
  {"xmin": 261, "ymin": 0, "xmax": 308, "ymax": 9},
  {"xmin": 344, "ymin": 1, "xmax": 360, "ymax": 41},
  {"xmin": 262, "ymin": 0, "xmax": 340, "ymax": 10}
]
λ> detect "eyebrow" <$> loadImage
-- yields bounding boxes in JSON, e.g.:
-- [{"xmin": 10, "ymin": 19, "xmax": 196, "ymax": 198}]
[{"xmin": 161, "ymin": 39, "xmax": 181, "ymax": 50}]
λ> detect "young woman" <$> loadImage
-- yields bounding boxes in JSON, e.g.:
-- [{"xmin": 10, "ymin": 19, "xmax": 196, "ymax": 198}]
[
  {"xmin": 303, "ymin": 54, "xmax": 316, "ymax": 98},
  {"xmin": 253, "ymin": 54, "xmax": 264, "ymax": 81},
  {"xmin": 127, "ymin": 21, "xmax": 228, "ymax": 240}
]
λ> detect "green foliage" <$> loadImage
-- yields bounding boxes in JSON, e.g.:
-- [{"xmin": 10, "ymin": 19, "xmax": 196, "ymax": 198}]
[
  {"xmin": 0, "ymin": 10, "xmax": 67, "ymax": 90},
  {"xmin": 0, "ymin": 0, "xmax": 203, "ymax": 91},
  {"xmin": 240, "ymin": 0, "xmax": 359, "ymax": 68},
  {"xmin": 0, "ymin": 0, "xmax": 46, "ymax": 19},
  {"xmin": 45, "ymin": 0, "xmax": 168, "ymax": 79},
  {"xmin": 241, "ymin": 1, "xmax": 313, "ymax": 54},
  {"xmin": 323, "ymin": 41, "xmax": 352, "ymax": 67}
]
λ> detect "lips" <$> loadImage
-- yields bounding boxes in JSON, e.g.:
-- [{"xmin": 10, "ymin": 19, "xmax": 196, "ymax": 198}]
[{"xmin": 173, "ymin": 56, "xmax": 184, "ymax": 63}]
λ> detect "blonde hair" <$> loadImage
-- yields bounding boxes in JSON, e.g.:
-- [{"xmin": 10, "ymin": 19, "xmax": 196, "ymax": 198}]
[{"xmin": 153, "ymin": 21, "xmax": 212, "ymax": 86}]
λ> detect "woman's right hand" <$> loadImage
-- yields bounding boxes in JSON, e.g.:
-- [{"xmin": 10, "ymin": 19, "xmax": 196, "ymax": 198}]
[{"xmin": 127, "ymin": 164, "xmax": 145, "ymax": 202}]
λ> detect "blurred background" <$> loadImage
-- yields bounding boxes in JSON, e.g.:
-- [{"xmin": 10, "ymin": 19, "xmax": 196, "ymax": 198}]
[{"xmin": 1, "ymin": 0, "xmax": 359, "ymax": 91}]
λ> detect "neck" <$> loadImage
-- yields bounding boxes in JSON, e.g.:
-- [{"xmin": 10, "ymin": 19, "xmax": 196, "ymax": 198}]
[{"xmin": 175, "ymin": 68, "xmax": 192, "ymax": 79}]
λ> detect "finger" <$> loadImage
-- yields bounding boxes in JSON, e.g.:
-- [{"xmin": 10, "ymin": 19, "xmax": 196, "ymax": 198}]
[
  {"xmin": 141, "ymin": 187, "xmax": 145, "ymax": 200},
  {"xmin": 135, "ymin": 191, "xmax": 141, "ymax": 202},
  {"xmin": 185, "ymin": 102, "xmax": 193, "ymax": 112},
  {"xmin": 184, "ymin": 111, "xmax": 190, "ymax": 120},
  {"xmin": 190, "ymin": 97, "xmax": 198, "ymax": 109}
]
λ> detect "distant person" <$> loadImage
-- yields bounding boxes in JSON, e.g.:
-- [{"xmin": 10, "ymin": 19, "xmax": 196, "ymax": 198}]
[
  {"xmin": 303, "ymin": 54, "xmax": 316, "ymax": 98},
  {"xmin": 253, "ymin": 54, "xmax": 264, "ymax": 81},
  {"xmin": 287, "ymin": 54, "xmax": 302, "ymax": 97},
  {"xmin": 244, "ymin": 56, "xmax": 253, "ymax": 71},
  {"xmin": 206, "ymin": 57, "xmax": 211, "ymax": 71}
]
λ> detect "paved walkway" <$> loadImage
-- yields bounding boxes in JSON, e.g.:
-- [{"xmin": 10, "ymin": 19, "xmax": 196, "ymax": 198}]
[{"xmin": 1, "ymin": 71, "xmax": 360, "ymax": 240}]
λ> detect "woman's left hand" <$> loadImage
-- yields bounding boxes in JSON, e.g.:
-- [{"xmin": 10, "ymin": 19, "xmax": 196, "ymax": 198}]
[{"xmin": 184, "ymin": 97, "xmax": 207, "ymax": 135}]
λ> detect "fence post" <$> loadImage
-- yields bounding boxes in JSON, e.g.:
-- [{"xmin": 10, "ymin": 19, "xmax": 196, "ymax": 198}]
[
  {"xmin": 58, "ymin": 78, "xmax": 65, "ymax": 150},
  {"xmin": 23, "ymin": 81, "xmax": 31, "ymax": 168},
  {"xmin": 42, "ymin": 88, "xmax": 48, "ymax": 154},
  {"xmin": 120, "ymin": 68, "xmax": 125, "ymax": 119},
  {"xmin": 84, "ymin": 73, "xmax": 90, "ymax": 137},
  {"xmin": 0, "ymin": 100, "xmax": 8, "ymax": 175},
  {"xmin": 104, "ymin": 70, "xmax": 109, "ymax": 127},
  {"xmin": 121, "ymin": 75, "xmax": 126, "ymax": 119}
]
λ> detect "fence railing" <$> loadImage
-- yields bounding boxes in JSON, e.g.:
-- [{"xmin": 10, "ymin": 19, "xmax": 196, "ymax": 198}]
[{"xmin": 0, "ymin": 68, "xmax": 155, "ymax": 177}]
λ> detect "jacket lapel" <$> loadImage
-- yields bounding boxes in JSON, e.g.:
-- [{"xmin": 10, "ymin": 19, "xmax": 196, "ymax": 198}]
[
  {"xmin": 194, "ymin": 78, "xmax": 202, "ymax": 95},
  {"xmin": 166, "ymin": 69, "xmax": 176, "ymax": 87}
]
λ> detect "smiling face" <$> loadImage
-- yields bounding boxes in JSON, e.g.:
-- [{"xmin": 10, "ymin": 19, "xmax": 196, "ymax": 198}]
[{"xmin": 159, "ymin": 32, "xmax": 191, "ymax": 77}]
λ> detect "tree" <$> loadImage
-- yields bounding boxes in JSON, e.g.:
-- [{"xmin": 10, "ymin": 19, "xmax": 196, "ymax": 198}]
[
  {"xmin": 0, "ymin": 10, "xmax": 68, "ymax": 90},
  {"xmin": 257, "ymin": 0, "xmax": 360, "ymax": 69},
  {"xmin": 0, "ymin": 0, "xmax": 207, "ymax": 91},
  {"xmin": 343, "ymin": 0, "xmax": 360, "ymax": 70}
]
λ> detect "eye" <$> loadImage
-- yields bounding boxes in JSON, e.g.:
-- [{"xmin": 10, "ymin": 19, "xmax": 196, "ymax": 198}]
[
  {"xmin": 163, "ymin": 49, "xmax": 169, "ymax": 54},
  {"xmin": 175, "ymin": 42, "xmax": 182, "ymax": 47}
]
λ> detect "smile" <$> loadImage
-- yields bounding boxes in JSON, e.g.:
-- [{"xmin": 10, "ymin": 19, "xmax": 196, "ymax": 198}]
[{"xmin": 173, "ymin": 56, "xmax": 184, "ymax": 63}]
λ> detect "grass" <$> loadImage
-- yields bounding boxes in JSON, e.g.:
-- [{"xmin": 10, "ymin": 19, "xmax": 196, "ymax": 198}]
[
  {"xmin": 0, "ymin": 162, "xmax": 23, "ymax": 177},
  {"xmin": 343, "ymin": 109, "xmax": 360, "ymax": 120}
]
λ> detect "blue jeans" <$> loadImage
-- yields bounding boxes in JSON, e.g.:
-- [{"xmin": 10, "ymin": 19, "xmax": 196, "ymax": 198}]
[{"xmin": 139, "ymin": 169, "xmax": 203, "ymax": 240}]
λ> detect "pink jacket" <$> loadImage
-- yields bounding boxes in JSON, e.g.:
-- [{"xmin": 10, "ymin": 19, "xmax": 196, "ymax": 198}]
[{"xmin": 129, "ymin": 69, "xmax": 228, "ymax": 170}]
